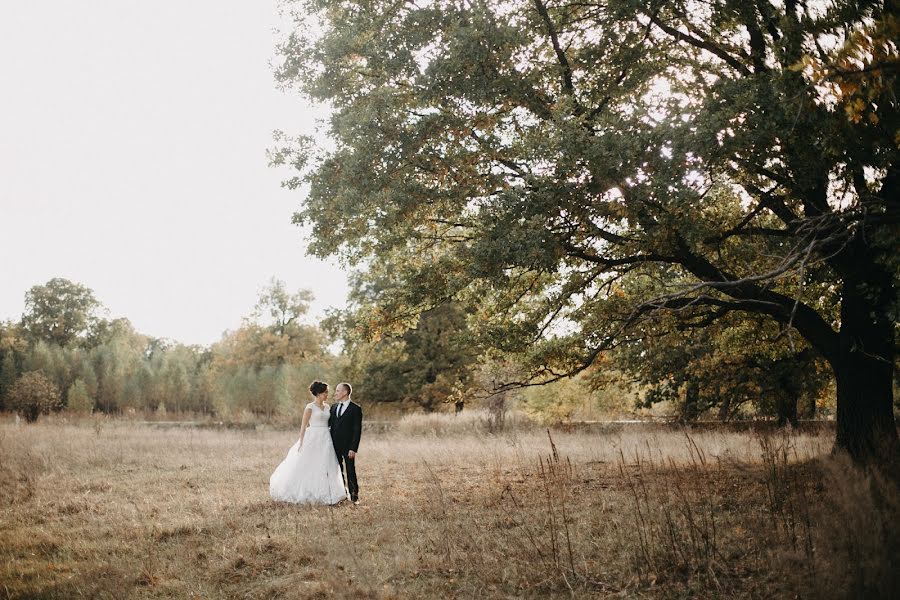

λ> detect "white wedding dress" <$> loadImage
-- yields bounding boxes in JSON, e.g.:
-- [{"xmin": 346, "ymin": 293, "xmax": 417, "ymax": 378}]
[{"xmin": 269, "ymin": 402, "xmax": 348, "ymax": 504}]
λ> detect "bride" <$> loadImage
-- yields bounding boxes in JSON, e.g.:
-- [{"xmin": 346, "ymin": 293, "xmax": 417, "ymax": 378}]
[{"xmin": 269, "ymin": 381, "xmax": 348, "ymax": 504}]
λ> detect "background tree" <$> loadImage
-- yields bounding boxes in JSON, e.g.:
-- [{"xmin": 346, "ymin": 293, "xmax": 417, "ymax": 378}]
[
  {"xmin": 276, "ymin": 0, "xmax": 899, "ymax": 462},
  {"xmin": 399, "ymin": 302, "xmax": 478, "ymax": 410},
  {"xmin": 349, "ymin": 303, "xmax": 477, "ymax": 410},
  {"xmin": 0, "ymin": 320, "xmax": 26, "ymax": 411},
  {"xmin": 1, "ymin": 279, "xmax": 337, "ymax": 420},
  {"xmin": 207, "ymin": 280, "xmax": 334, "ymax": 419},
  {"xmin": 327, "ymin": 269, "xmax": 479, "ymax": 409},
  {"xmin": 233, "ymin": 278, "xmax": 327, "ymax": 366},
  {"xmin": 608, "ymin": 268, "xmax": 833, "ymax": 422},
  {"xmin": 0, "ymin": 351, "xmax": 16, "ymax": 412},
  {"xmin": 88, "ymin": 319, "xmax": 146, "ymax": 413},
  {"xmin": 66, "ymin": 378, "xmax": 93, "ymax": 414},
  {"xmin": 615, "ymin": 314, "xmax": 830, "ymax": 424},
  {"xmin": 8, "ymin": 371, "xmax": 62, "ymax": 422},
  {"xmin": 23, "ymin": 341, "xmax": 78, "ymax": 407},
  {"xmin": 519, "ymin": 369, "xmax": 639, "ymax": 424},
  {"xmin": 21, "ymin": 278, "xmax": 103, "ymax": 347},
  {"xmin": 254, "ymin": 277, "xmax": 314, "ymax": 335}
]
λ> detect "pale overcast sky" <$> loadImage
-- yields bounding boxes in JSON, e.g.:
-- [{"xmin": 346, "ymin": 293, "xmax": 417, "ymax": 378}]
[{"xmin": 0, "ymin": 1, "xmax": 348, "ymax": 346}]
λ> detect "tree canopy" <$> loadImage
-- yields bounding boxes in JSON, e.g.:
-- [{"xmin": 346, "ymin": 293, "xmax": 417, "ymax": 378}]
[
  {"xmin": 21, "ymin": 278, "xmax": 103, "ymax": 347},
  {"xmin": 275, "ymin": 0, "xmax": 899, "ymax": 462}
]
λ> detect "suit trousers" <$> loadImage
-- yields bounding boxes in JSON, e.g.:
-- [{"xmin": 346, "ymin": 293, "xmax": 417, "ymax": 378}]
[{"xmin": 336, "ymin": 452, "xmax": 358, "ymax": 500}]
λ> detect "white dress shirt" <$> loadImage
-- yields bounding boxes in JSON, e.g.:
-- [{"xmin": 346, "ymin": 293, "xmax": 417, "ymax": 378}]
[{"xmin": 336, "ymin": 399, "xmax": 351, "ymax": 418}]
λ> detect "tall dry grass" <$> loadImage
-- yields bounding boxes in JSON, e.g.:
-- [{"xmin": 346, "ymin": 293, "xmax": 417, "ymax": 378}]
[{"xmin": 0, "ymin": 414, "xmax": 896, "ymax": 598}]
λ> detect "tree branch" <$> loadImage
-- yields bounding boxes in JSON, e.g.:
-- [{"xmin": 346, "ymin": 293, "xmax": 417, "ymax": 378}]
[
  {"xmin": 646, "ymin": 13, "xmax": 753, "ymax": 76},
  {"xmin": 533, "ymin": 0, "xmax": 579, "ymax": 102}
]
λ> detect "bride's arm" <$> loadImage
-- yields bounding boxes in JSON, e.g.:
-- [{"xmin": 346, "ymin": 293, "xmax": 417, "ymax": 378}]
[{"xmin": 297, "ymin": 406, "xmax": 312, "ymax": 451}]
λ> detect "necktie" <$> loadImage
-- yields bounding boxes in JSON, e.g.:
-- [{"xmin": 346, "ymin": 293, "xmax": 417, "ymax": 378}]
[{"xmin": 337, "ymin": 403, "xmax": 344, "ymax": 418}]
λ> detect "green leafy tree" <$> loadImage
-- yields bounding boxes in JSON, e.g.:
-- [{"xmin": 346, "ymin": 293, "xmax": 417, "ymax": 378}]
[
  {"xmin": 0, "ymin": 351, "xmax": 16, "ymax": 411},
  {"xmin": 207, "ymin": 281, "xmax": 335, "ymax": 418},
  {"xmin": 23, "ymin": 341, "xmax": 78, "ymax": 403},
  {"xmin": 21, "ymin": 278, "xmax": 103, "ymax": 347},
  {"xmin": 88, "ymin": 319, "xmax": 146, "ymax": 414},
  {"xmin": 276, "ymin": 0, "xmax": 899, "ymax": 462},
  {"xmin": 254, "ymin": 278, "xmax": 314, "ymax": 337},
  {"xmin": 616, "ymin": 313, "xmax": 830, "ymax": 424},
  {"xmin": 397, "ymin": 302, "xmax": 479, "ymax": 410},
  {"xmin": 0, "ymin": 321, "xmax": 24, "ymax": 411},
  {"xmin": 67, "ymin": 378, "xmax": 94, "ymax": 414},
  {"xmin": 520, "ymin": 374, "xmax": 589, "ymax": 424},
  {"xmin": 213, "ymin": 279, "xmax": 326, "ymax": 369},
  {"xmin": 77, "ymin": 358, "xmax": 99, "ymax": 400},
  {"xmin": 8, "ymin": 371, "xmax": 62, "ymax": 422},
  {"xmin": 329, "ymin": 268, "xmax": 479, "ymax": 409}
]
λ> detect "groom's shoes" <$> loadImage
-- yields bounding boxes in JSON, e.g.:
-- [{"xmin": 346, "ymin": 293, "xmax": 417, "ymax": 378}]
[{"xmin": 351, "ymin": 496, "xmax": 359, "ymax": 505}]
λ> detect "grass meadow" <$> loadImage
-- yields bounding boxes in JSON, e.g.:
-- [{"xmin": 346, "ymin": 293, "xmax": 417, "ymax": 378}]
[{"xmin": 1, "ymin": 411, "xmax": 897, "ymax": 599}]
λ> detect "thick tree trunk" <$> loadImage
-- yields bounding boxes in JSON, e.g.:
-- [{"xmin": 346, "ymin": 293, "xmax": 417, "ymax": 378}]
[
  {"xmin": 833, "ymin": 266, "xmax": 899, "ymax": 463},
  {"xmin": 834, "ymin": 357, "xmax": 898, "ymax": 462}
]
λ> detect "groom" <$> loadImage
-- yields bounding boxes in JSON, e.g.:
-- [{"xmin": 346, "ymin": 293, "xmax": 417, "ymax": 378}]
[{"xmin": 329, "ymin": 382, "xmax": 362, "ymax": 504}]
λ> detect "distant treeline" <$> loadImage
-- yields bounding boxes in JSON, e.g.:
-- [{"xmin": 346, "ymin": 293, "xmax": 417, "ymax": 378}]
[
  {"xmin": 0, "ymin": 277, "xmax": 844, "ymax": 425},
  {"xmin": 0, "ymin": 278, "xmax": 341, "ymax": 421}
]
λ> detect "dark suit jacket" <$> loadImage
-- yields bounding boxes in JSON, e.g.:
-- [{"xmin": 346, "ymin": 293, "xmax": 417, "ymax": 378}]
[{"xmin": 329, "ymin": 401, "xmax": 362, "ymax": 454}]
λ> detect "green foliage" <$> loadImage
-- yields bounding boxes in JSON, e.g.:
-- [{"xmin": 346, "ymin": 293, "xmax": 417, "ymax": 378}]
[
  {"xmin": 612, "ymin": 303, "xmax": 832, "ymax": 423},
  {"xmin": 67, "ymin": 378, "xmax": 93, "ymax": 414},
  {"xmin": 208, "ymin": 360, "xmax": 338, "ymax": 420},
  {"xmin": 520, "ymin": 375, "xmax": 588, "ymax": 424},
  {"xmin": 0, "ymin": 348, "xmax": 17, "ymax": 412},
  {"xmin": 77, "ymin": 358, "xmax": 99, "ymax": 400},
  {"xmin": 203, "ymin": 280, "xmax": 337, "ymax": 420},
  {"xmin": 521, "ymin": 366, "xmax": 640, "ymax": 423},
  {"xmin": 211, "ymin": 279, "xmax": 326, "ymax": 370},
  {"xmin": 8, "ymin": 371, "xmax": 62, "ymax": 422},
  {"xmin": 254, "ymin": 278, "xmax": 314, "ymax": 337},
  {"xmin": 0, "ymin": 278, "xmax": 334, "ymax": 420},
  {"xmin": 23, "ymin": 341, "xmax": 77, "ymax": 404},
  {"xmin": 21, "ymin": 278, "xmax": 103, "ymax": 347},
  {"xmin": 395, "ymin": 302, "xmax": 478, "ymax": 410},
  {"xmin": 329, "ymin": 268, "xmax": 479, "ymax": 409},
  {"xmin": 276, "ymin": 0, "xmax": 899, "ymax": 459},
  {"xmin": 90, "ymin": 324, "xmax": 145, "ymax": 413}
]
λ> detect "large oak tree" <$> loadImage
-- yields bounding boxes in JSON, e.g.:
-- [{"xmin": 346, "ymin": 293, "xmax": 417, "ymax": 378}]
[
  {"xmin": 22, "ymin": 278, "xmax": 103, "ymax": 348},
  {"xmin": 275, "ymin": 0, "xmax": 899, "ymax": 462}
]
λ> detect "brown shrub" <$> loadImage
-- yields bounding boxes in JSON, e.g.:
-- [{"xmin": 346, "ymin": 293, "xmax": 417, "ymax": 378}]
[{"xmin": 8, "ymin": 371, "xmax": 62, "ymax": 422}]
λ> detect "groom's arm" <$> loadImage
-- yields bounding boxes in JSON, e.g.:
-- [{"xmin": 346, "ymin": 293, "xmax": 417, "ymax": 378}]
[{"xmin": 349, "ymin": 406, "xmax": 362, "ymax": 453}]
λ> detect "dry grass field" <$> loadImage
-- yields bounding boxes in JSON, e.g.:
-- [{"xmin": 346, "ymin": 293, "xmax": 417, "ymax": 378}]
[{"xmin": 1, "ymin": 411, "xmax": 897, "ymax": 599}]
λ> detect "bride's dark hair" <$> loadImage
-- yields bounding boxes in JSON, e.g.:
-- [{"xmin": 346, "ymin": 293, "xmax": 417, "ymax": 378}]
[{"xmin": 309, "ymin": 381, "xmax": 328, "ymax": 396}]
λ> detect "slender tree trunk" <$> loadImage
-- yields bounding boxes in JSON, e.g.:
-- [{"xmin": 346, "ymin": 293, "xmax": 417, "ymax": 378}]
[
  {"xmin": 776, "ymin": 365, "xmax": 800, "ymax": 427},
  {"xmin": 680, "ymin": 381, "xmax": 701, "ymax": 422},
  {"xmin": 807, "ymin": 392, "xmax": 817, "ymax": 420},
  {"xmin": 833, "ymin": 264, "xmax": 899, "ymax": 463},
  {"xmin": 717, "ymin": 395, "xmax": 732, "ymax": 422}
]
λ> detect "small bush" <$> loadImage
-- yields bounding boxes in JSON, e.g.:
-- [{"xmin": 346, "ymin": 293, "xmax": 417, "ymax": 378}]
[{"xmin": 8, "ymin": 371, "xmax": 62, "ymax": 422}]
